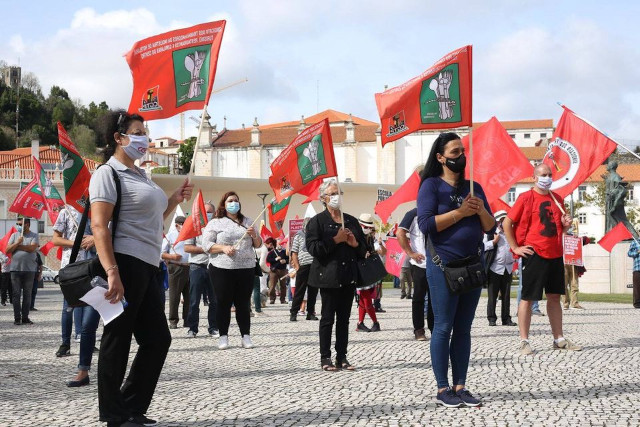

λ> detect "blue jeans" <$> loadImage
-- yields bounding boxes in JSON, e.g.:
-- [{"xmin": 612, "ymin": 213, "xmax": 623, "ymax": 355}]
[
  {"xmin": 187, "ymin": 264, "xmax": 217, "ymax": 334},
  {"xmin": 61, "ymin": 299, "xmax": 84, "ymax": 345},
  {"xmin": 61, "ymin": 299, "xmax": 100, "ymax": 370},
  {"xmin": 426, "ymin": 257, "xmax": 482, "ymax": 389},
  {"xmin": 253, "ymin": 276, "xmax": 262, "ymax": 312},
  {"xmin": 516, "ymin": 259, "xmax": 540, "ymax": 312}
]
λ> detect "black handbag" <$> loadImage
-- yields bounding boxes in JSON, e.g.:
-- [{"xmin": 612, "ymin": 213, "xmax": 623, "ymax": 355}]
[
  {"xmin": 58, "ymin": 165, "xmax": 121, "ymax": 307},
  {"xmin": 427, "ymin": 236, "xmax": 487, "ymax": 295},
  {"xmin": 356, "ymin": 253, "xmax": 387, "ymax": 287}
]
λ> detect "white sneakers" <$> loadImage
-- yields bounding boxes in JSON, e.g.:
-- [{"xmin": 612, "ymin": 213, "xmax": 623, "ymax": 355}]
[
  {"xmin": 217, "ymin": 335, "xmax": 255, "ymax": 349},
  {"xmin": 218, "ymin": 335, "xmax": 229, "ymax": 350},
  {"xmin": 241, "ymin": 335, "xmax": 254, "ymax": 349}
]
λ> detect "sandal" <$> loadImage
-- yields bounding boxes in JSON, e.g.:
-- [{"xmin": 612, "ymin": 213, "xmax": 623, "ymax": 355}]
[
  {"xmin": 321, "ymin": 358, "xmax": 339, "ymax": 372},
  {"xmin": 336, "ymin": 359, "xmax": 356, "ymax": 371}
]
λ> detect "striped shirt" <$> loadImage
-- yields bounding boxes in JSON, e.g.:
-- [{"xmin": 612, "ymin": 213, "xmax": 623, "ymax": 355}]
[
  {"xmin": 628, "ymin": 240, "xmax": 640, "ymax": 272},
  {"xmin": 291, "ymin": 230, "xmax": 313, "ymax": 266}
]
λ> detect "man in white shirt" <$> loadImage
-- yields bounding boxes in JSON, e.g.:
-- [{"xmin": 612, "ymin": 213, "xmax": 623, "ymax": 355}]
[{"xmin": 483, "ymin": 210, "xmax": 517, "ymax": 327}]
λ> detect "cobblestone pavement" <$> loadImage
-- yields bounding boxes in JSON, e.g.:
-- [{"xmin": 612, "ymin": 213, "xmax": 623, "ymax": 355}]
[{"xmin": 1, "ymin": 286, "xmax": 639, "ymax": 426}]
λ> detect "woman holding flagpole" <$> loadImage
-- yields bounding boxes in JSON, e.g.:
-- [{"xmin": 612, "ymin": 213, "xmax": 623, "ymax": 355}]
[
  {"xmin": 90, "ymin": 110, "xmax": 193, "ymax": 427},
  {"xmin": 306, "ymin": 179, "xmax": 367, "ymax": 371},
  {"xmin": 201, "ymin": 191, "xmax": 262, "ymax": 350},
  {"xmin": 417, "ymin": 132, "xmax": 495, "ymax": 408}
]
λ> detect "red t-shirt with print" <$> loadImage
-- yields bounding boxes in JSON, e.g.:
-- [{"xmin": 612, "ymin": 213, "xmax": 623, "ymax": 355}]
[{"xmin": 508, "ymin": 189, "xmax": 564, "ymax": 259}]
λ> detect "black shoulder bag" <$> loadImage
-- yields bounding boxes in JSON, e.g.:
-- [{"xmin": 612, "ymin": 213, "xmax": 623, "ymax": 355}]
[
  {"xmin": 58, "ymin": 165, "xmax": 121, "ymax": 307},
  {"xmin": 356, "ymin": 238, "xmax": 387, "ymax": 287},
  {"xmin": 427, "ymin": 236, "xmax": 487, "ymax": 295}
]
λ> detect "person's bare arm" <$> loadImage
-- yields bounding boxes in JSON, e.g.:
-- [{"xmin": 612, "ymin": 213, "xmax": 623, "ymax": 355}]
[{"xmin": 90, "ymin": 201, "xmax": 123, "ymax": 304}]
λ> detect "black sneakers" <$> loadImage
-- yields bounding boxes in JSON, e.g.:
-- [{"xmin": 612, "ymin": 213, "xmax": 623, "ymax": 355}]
[
  {"xmin": 370, "ymin": 322, "xmax": 381, "ymax": 332},
  {"xmin": 355, "ymin": 322, "xmax": 371, "ymax": 332},
  {"xmin": 129, "ymin": 415, "xmax": 158, "ymax": 426},
  {"xmin": 56, "ymin": 344, "xmax": 71, "ymax": 357}
]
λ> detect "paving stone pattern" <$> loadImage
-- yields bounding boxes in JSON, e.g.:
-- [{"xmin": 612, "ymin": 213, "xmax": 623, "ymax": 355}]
[{"xmin": 1, "ymin": 287, "xmax": 639, "ymax": 426}]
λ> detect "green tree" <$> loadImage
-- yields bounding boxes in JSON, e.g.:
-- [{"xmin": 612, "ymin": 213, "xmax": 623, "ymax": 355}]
[
  {"xmin": 69, "ymin": 124, "xmax": 98, "ymax": 159},
  {"xmin": 152, "ymin": 166, "xmax": 170, "ymax": 174},
  {"xmin": 177, "ymin": 137, "xmax": 196, "ymax": 174}
]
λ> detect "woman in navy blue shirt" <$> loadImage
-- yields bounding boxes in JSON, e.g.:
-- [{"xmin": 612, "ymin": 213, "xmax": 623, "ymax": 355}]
[{"xmin": 417, "ymin": 132, "xmax": 495, "ymax": 408}]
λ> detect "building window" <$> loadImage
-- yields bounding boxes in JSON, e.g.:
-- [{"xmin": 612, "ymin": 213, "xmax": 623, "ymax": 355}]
[
  {"xmin": 540, "ymin": 132, "xmax": 547, "ymax": 138},
  {"xmin": 628, "ymin": 187, "xmax": 634, "ymax": 201},
  {"xmin": 508, "ymin": 133, "xmax": 516, "ymax": 139},
  {"xmin": 524, "ymin": 133, "xmax": 531, "ymax": 139},
  {"xmin": 507, "ymin": 187, "xmax": 516, "ymax": 203},
  {"xmin": 578, "ymin": 185, "xmax": 587, "ymax": 201},
  {"xmin": 578, "ymin": 213, "xmax": 587, "ymax": 225}
]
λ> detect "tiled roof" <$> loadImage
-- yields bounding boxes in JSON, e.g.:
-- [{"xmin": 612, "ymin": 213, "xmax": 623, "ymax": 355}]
[
  {"xmin": 520, "ymin": 146, "xmax": 548, "ymax": 161},
  {"xmin": 259, "ymin": 109, "xmax": 379, "ymax": 129},
  {"xmin": 213, "ymin": 125, "xmax": 378, "ymax": 148},
  {"xmin": 0, "ymin": 147, "xmax": 99, "ymax": 171},
  {"xmin": 473, "ymin": 119, "xmax": 553, "ymax": 131}
]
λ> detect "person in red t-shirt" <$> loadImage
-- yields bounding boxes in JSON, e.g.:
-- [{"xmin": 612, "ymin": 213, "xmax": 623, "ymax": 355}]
[{"xmin": 503, "ymin": 163, "xmax": 582, "ymax": 355}]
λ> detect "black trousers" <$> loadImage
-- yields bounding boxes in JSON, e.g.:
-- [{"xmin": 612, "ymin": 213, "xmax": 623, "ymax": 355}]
[
  {"xmin": 319, "ymin": 285, "xmax": 355, "ymax": 362},
  {"xmin": 208, "ymin": 265, "xmax": 254, "ymax": 336},
  {"xmin": 1, "ymin": 271, "xmax": 12, "ymax": 304},
  {"xmin": 487, "ymin": 269, "xmax": 513, "ymax": 323},
  {"xmin": 290, "ymin": 264, "xmax": 318, "ymax": 315},
  {"xmin": 633, "ymin": 271, "xmax": 640, "ymax": 308},
  {"xmin": 98, "ymin": 254, "xmax": 171, "ymax": 424},
  {"xmin": 410, "ymin": 265, "xmax": 434, "ymax": 333}
]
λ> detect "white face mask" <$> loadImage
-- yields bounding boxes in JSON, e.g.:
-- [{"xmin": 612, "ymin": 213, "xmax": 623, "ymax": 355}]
[
  {"xmin": 327, "ymin": 194, "xmax": 341, "ymax": 209},
  {"xmin": 121, "ymin": 134, "xmax": 149, "ymax": 160},
  {"xmin": 536, "ymin": 175, "xmax": 553, "ymax": 190},
  {"xmin": 362, "ymin": 228, "xmax": 372, "ymax": 235}
]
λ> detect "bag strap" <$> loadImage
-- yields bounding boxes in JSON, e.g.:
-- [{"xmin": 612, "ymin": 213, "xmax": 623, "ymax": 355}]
[
  {"xmin": 69, "ymin": 164, "xmax": 121, "ymax": 264},
  {"xmin": 426, "ymin": 233, "xmax": 482, "ymax": 273}
]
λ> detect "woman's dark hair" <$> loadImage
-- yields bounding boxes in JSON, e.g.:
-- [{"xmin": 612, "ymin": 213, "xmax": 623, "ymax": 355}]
[
  {"xmin": 99, "ymin": 109, "xmax": 145, "ymax": 162},
  {"xmin": 215, "ymin": 191, "xmax": 245, "ymax": 222},
  {"xmin": 420, "ymin": 132, "xmax": 467, "ymax": 188}
]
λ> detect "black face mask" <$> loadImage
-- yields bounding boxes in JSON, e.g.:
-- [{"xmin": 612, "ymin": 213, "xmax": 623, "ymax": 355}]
[{"xmin": 444, "ymin": 153, "xmax": 466, "ymax": 174}]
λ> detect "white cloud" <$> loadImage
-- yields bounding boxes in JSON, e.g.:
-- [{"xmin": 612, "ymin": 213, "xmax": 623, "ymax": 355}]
[{"xmin": 8, "ymin": 35, "xmax": 25, "ymax": 55}]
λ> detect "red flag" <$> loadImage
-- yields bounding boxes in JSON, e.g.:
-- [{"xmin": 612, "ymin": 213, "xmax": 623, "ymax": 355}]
[
  {"xmin": 174, "ymin": 190, "xmax": 208, "ymax": 244},
  {"xmin": 33, "ymin": 157, "xmax": 65, "ymax": 224},
  {"xmin": 260, "ymin": 224, "xmax": 274, "ymax": 242},
  {"xmin": 56, "ymin": 246, "xmax": 63, "ymax": 261},
  {"xmin": 375, "ymin": 45, "xmax": 472, "ymax": 146},
  {"xmin": 543, "ymin": 106, "xmax": 618, "ymax": 199},
  {"xmin": 39, "ymin": 240, "xmax": 55, "ymax": 256},
  {"xmin": 9, "ymin": 171, "xmax": 46, "ymax": 220},
  {"xmin": 267, "ymin": 197, "xmax": 291, "ymax": 237},
  {"xmin": 58, "ymin": 122, "xmax": 91, "ymax": 212},
  {"xmin": 598, "ymin": 222, "xmax": 633, "ymax": 252},
  {"xmin": 125, "ymin": 21, "xmax": 226, "ymax": 121},
  {"xmin": 0, "ymin": 226, "xmax": 17, "ymax": 255},
  {"xmin": 384, "ymin": 238, "xmax": 406, "ymax": 277},
  {"xmin": 462, "ymin": 117, "xmax": 533, "ymax": 204},
  {"xmin": 374, "ymin": 172, "xmax": 420, "ymax": 224},
  {"xmin": 298, "ymin": 179, "xmax": 322, "ymax": 204},
  {"xmin": 269, "ymin": 119, "xmax": 338, "ymax": 203},
  {"xmin": 489, "ymin": 198, "xmax": 511, "ymax": 215}
]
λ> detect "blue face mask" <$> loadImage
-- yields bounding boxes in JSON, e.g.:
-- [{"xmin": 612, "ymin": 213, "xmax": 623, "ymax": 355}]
[
  {"xmin": 206, "ymin": 212, "xmax": 214, "ymax": 221},
  {"xmin": 16, "ymin": 225, "xmax": 22, "ymax": 233},
  {"xmin": 226, "ymin": 201, "xmax": 240, "ymax": 214}
]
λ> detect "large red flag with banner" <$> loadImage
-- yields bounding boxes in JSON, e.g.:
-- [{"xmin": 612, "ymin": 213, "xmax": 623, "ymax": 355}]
[
  {"xmin": 384, "ymin": 238, "xmax": 406, "ymax": 278},
  {"xmin": 462, "ymin": 117, "xmax": 533, "ymax": 204},
  {"xmin": 0, "ymin": 226, "xmax": 17, "ymax": 256},
  {"xmin": 33, "ymin": 158, "xmax": 65, "ymax": 224},
  {"xmin": 269, "ymin": 119, "xmax": 338, "ymax": 204},
  {"xmin": 598, "ymin": 222, "xmax": 633, "ymax": 252},
  {"xmin": 125, "ymin": 21, "xmax": 226, "ymax": 121},
  {"xmin": 58, "ymin": 122, "xmax": 91, "ymax": 212},
  {"xmin": 375, "ymin": 45, "xmax": 472, "ymax": 146},
  {"xmin": 375, "ymin": 171, "xmax": 421, "ymax": 224},
  {"xmin": 174, "ymin": 190, "xmax": 208, "ymax": 245},
  {"xmin": 9, "ymin": 169, "xmax": 47, "ymax": 220},
  {"xmin": 267, "ymin": 197, "xmax": 291, "ymax": 238},
  {"xmin": 543, "ymin": 105, "xmax": 618, "ymax": 199}
]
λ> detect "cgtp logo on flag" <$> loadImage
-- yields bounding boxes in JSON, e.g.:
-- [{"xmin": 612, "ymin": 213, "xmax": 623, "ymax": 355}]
[
  {"xmin": 140, "ymin": 85, "xmax": 162, "ymax": 113},
  {"xmin": 543, "ymin": 137, "xmax": 581, "ymax": 192}
]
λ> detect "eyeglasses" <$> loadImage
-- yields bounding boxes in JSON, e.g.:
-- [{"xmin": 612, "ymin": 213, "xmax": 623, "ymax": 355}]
[{"xmin": 323, "ymin": 191, "xmax": 344, "ymax": 197}]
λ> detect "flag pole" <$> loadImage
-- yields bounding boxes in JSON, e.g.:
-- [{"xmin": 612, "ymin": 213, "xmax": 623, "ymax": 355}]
[
  {"xmin": 469, "ymin": 127, "xmax": 474, "ymax": 196},
  {"xmin": 334, "ymin": 177, "xmax": 345, "ymax": 228},
  {"xmin": 233, "ymin": 205, "xmax": 269, "ymax": 249},
  {"xmin": 187, "ymin": 104, "xmax": 209, "ymax": 181}
]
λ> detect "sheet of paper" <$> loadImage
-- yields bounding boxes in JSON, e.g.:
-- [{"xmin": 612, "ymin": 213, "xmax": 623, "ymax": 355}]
[{"xmin": 80, "ymin": 286, "xmax": 124, "ymax": 325}]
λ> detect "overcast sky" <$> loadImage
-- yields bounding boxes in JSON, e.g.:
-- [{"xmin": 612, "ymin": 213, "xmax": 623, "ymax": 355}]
[{"xmin": 1, "ymin": 0, "xmax": 639, "ymax": 147}]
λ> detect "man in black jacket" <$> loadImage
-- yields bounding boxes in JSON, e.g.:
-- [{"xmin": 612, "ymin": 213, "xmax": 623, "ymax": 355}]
[
  {"xmin": 266, "ymin": 238, "xmax": 289, "ymax": 304},
  {"xmin": 306, "ymin": 179, "xmax": 367, "ymax": 371}
]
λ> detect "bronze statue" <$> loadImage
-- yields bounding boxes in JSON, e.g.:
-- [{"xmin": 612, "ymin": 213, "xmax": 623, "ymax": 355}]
[{"xmin": 604, "ymin": 159, "xmax": 639, "ymax": 239}]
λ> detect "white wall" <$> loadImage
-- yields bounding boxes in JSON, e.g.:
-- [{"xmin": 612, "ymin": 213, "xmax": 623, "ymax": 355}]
[{"xmin": 356, "ymin": 143, "xmax": 377, "ymax": 183}]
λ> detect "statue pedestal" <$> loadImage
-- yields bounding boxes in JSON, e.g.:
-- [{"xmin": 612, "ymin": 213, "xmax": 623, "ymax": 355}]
[{"xmin": 580, "ymin": 241, "xmax": 634, "ymax": 294}]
